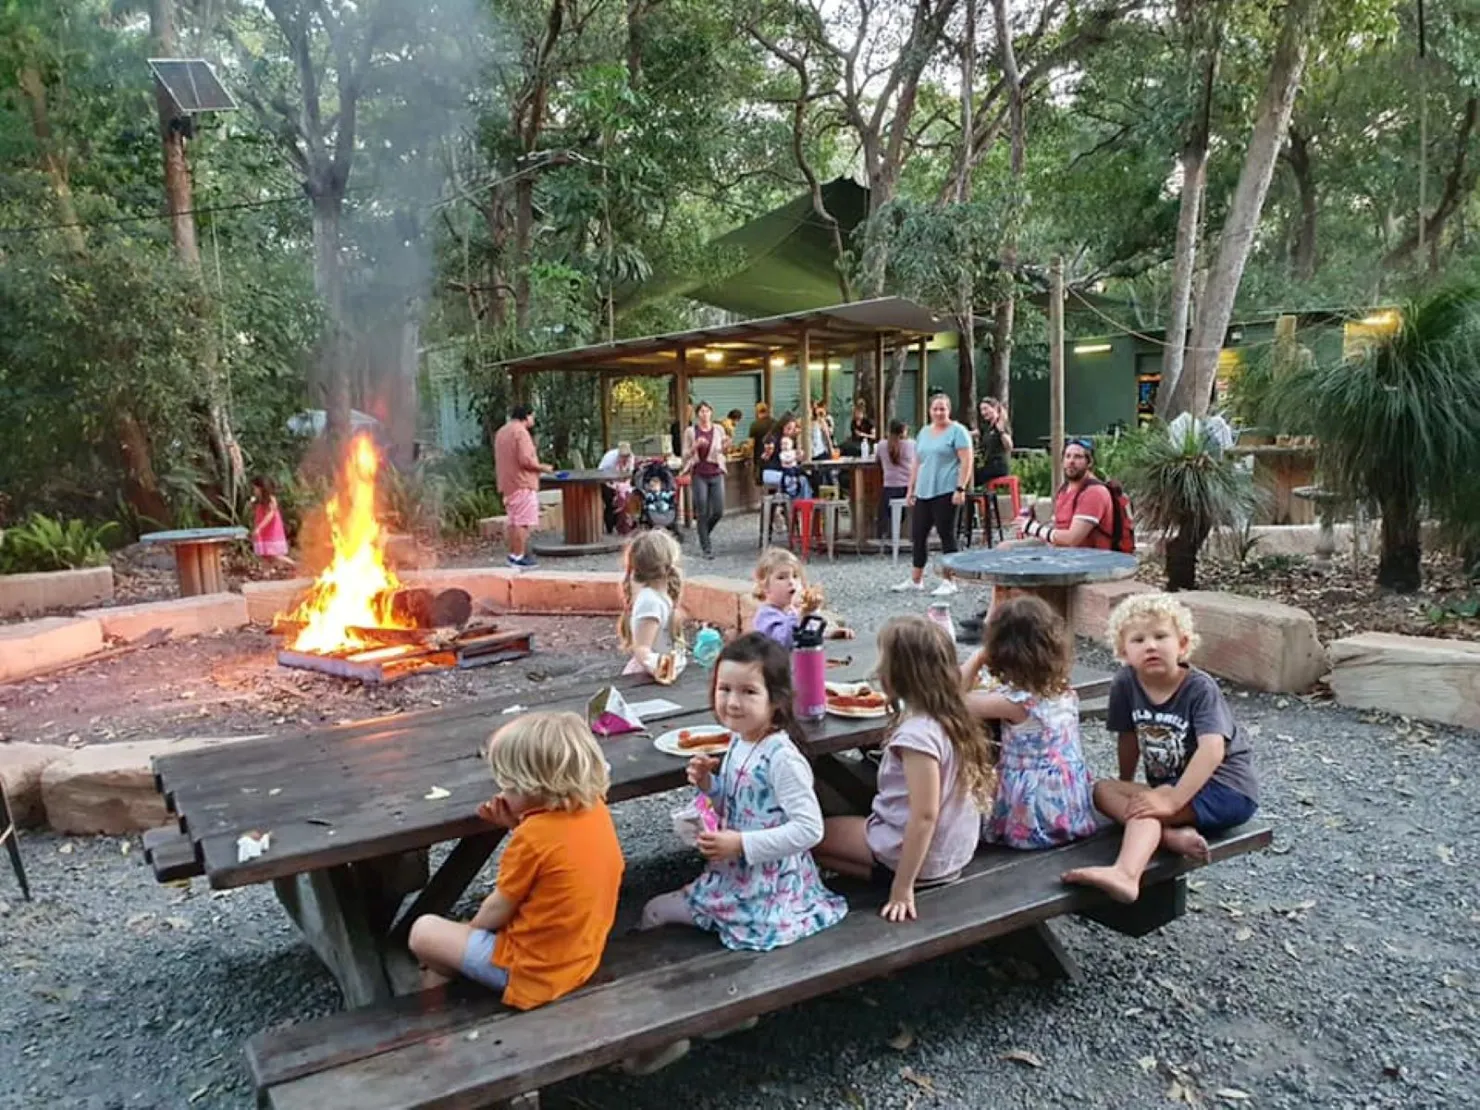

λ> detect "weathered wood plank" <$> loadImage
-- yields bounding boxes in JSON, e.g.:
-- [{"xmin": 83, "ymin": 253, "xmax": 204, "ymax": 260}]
[
  {"xmin": 262, "ymin": 826, "xmax": 1269, "ymax": 1110},
  {"xmin": 388, "ymin": 830, "xmax": 505, "ymax": 947}
]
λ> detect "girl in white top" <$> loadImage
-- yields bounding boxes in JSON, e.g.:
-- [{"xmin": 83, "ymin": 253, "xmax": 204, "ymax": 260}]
[{"xmin": 618, "ymin": 529, "xmax": 685, "ymax": 676}]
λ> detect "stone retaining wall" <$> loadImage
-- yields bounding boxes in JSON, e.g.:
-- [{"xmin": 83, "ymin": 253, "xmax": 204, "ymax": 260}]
[{"xmin": 0, "ymin": 566, "xmax": 113, "ymax": 618}]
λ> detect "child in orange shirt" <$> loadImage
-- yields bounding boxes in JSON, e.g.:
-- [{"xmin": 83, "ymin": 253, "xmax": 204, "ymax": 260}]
[{"xmin": 408, "ymin": 711, "xmax": 624, "ymax": 1009}]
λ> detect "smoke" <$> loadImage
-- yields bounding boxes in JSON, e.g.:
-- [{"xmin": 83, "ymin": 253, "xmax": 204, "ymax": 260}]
[{"xmin": 336, "ymin": 0, "xmax": 496, "ymax": 467}]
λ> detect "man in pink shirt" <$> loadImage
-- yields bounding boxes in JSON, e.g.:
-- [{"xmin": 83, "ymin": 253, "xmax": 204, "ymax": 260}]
[
  {"xmin": 493, "ymin": 404, "xmax": 552, "ymax": 568},
  {"xmin": 1015, "ymin": 437, "xmax": 1115, "ymax": 550}
]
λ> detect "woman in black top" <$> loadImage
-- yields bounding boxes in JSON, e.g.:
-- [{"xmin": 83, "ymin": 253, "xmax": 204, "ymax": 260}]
[
  {"xmin": 844, "ymin": 398, "xmax": 876, "ymax": 457},
  {"xmin": 974, "ymin": 397, "xmax": 1013, "ymax": 486}
]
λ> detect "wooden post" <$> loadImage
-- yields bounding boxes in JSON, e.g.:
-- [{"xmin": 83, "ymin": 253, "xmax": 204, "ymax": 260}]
[
  {"xmin": 674, "ymin": 346, "xmax": 688, "ymax": 456},
  {"xmin": 915, "ymin": 337, "xmax": 929, "ymax": 430},
  {"xmin": 798, "ymin": 328, "xmax": 812, "ymax": 454},
  {"xmin": 763, "ymin": 355, "xmax": 775, "ymax": 409},
  {"xmin": 1050, "ymin": 255, "xmax": 1066, "ymax": 491},
  {"xmin": 821, "ymin": 346, "xmax": 832, "ymax": 413},
  {"xmin": 873, "ymin": 333, "xmax": 886, "ymax": 426},
  {"xmin": 598, "ymin": 372, "xmax": 611, "ymax": 449}
]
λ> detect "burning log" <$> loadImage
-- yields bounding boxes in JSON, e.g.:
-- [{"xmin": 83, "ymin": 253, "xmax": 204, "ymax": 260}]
[{"xmin": 375, "ymin": 587, "xmax": 473, "ymax": 630}]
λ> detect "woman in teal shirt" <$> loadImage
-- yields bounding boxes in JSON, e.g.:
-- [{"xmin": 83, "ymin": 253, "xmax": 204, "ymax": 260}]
[{"xmin": 891, "ymin": 392, "xmax": 972, "ymax": 596}]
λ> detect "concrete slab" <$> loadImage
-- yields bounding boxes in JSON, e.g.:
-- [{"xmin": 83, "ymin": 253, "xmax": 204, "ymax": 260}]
[
  {"xmin": 241, "ymin": 578, "xmax": 314, "ymax": 624},
  {"xmin": 1180, "ymin": 591, "xmax": 1327, "ymax": 693},
  {"xmin": 0, "ymin": 566, "xmax": 114, "ymax": 618},
  {"xmin": 508, "ymin": 571, "xmax": 624, "ymax": 614},
  {"xmin": 1329, "ymin": 632, "xmax": 1480, "ymax": 730},
  {"xmin": 40, "ymin": 735, "xmax": 261, "ymax": 835},
  {"xmin": 80, "ymin": 593, "xmax": 248, "ymax": 643},
  {"xmin": 0, "ymin": 617, "xmax": 105, "ymax": 682},
  {"xmin": 0, "ymin": 743, "xmax": 69, "ymax": 826}
]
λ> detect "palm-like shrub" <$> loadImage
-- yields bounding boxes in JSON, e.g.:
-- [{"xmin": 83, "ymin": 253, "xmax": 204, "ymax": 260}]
[
  {"xmin": 1281, "ymin": 285, "xmax": 1480, "ymax": 592},
  {"xmin": 1121, "ymin": 421, "xmax": 1259, "ymax": 590}
]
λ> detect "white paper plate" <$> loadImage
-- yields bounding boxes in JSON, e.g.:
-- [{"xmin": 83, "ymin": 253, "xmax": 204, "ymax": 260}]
[
  {"xmin": 653, "ymin": 726, "xmax": 731, "ymax": 757},
  {"xmin": 825, "ymin": 681, "xmax": 891, "ymax": 719}
]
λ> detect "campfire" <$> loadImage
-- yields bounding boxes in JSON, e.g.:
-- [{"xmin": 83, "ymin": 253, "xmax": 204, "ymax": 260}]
[{"xmin": 271, "ymin": 433, "xmax": 532, "ymax": 683}]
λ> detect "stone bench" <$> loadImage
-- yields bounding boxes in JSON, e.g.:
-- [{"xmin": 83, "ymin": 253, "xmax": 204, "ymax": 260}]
[
  {"xmin": 0, "ymin": 616, "xmax": 104, "ymax": 683},
  {"xmin": 1328, "ymin": 632, "xmax": 1480, "ymax": 730}
]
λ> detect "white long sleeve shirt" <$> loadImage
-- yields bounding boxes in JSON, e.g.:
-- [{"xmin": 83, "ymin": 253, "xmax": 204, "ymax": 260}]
[{"xmin": 703, "ymin": 732, "xmax": 825, "ymax": 866}]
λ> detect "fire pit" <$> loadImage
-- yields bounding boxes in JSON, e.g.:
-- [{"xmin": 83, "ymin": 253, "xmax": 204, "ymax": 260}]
[{"xmin": 270, "ymin": 434, "xmax": 534, "ymax": 683}]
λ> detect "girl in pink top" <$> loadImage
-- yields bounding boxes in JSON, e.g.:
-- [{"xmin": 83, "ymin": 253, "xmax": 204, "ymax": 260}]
[
  {"xmin": 814, "ymin": 616, "xmax": 996, "ymax": 922},
  {"xmin": 251, "ymin": 477, "xmax": 294, "ymax": 567},
  {"xmin": 876, "ymin": 421, "xmax": 915, "ymax": 539}
]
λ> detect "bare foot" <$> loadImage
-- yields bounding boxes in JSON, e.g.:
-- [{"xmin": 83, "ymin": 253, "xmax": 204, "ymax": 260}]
[
  {"xmin": 1062, "ymin": 865, "xmax": 1140, "ymax": 904},
  {"xmin": 1161, "ymin": 826, "xmax": 1211, "ymax": 863}
]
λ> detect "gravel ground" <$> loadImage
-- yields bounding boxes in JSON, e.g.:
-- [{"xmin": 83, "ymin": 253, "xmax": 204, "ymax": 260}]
[{"xmin": 3, "ymin": 515, "xmax": 1477, "ymax": 1109}]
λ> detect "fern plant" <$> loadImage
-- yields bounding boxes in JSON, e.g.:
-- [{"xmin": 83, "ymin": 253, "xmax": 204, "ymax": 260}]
[{"xmin": 0, "ymin": 513, "xmax": 119, "ymax": 573}]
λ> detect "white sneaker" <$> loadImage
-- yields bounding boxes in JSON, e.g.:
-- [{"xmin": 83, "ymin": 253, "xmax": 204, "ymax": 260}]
[
  {"xmin": 931, "ymin": 579, "xmax": 959, "ymax": 597},
  {"xmin": 890, "ymin": 578, "xmax": 924, "ymax": 592}
]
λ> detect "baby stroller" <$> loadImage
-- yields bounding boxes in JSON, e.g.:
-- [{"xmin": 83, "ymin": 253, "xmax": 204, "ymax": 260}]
[{"xmin": 637, "ymin": 458, "xmax": 681, "ymax": 536}]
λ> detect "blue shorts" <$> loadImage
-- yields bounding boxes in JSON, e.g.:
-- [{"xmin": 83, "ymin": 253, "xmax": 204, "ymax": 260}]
[
  {"xmin": 459, "ymin": 928, "xmax": 511, "ymax": 993},
  {"xmin": 1188, "ymin": 779, "xmax": 1257, "ymax": 833}
]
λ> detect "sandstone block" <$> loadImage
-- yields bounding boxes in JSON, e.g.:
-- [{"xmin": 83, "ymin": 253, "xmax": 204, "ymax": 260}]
[
  {"xmin": 1328, "ymin": 632, "xmax": 1480, "ymax": 730},
  {"xmin": 40, "ymin": 735, "xmax": 258, "ymax": 835},
  {"xmin": 80, "ymin": 593, "xmax": 248, "ymax": 643},
  {"xmin": 508, "ymin": 571, "xmax": 624, "ymax": 614},
  {"xmin": 1073, "ymin": 579, "xmax": 1156, "ymax": 643},
  {"xmin": 0, "ymin": 617, "xmax": 104, "ymax": 682},
  {"xmin": 403, "ymin": 567, "xmax": 515, "ymax": 610},
  {"xmin": 0, "ymin": 743, "xmax": 69, "ymax": 826},
  {"xmin": 1178, "ymin": 591, "xmax": 1326, "ymax": 693},
  {"xmin": 0, "ymin": 566, "xmax": 114, "ymax": 618},
  {"xmin": 478, "ymin": 516, "xmax": 507, "ymax": 543},
  {"xmin": 684, "ymin": 576, "xmax": 749, "ymax": 633},
  {"xmin": 241, "ymin": 578, "xmax": 315, "ymax": 624}
]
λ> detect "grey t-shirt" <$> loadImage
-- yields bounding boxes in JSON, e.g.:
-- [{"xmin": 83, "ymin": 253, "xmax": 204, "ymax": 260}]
[{"xmin": 1106, "ymin": 665, "xmax": 1257, "ymax": 801}]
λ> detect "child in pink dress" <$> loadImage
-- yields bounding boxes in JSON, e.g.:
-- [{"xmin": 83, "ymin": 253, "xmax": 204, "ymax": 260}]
[{"xmin": 251, "ymin": 477, "xmax": 294, "ymax": 567}]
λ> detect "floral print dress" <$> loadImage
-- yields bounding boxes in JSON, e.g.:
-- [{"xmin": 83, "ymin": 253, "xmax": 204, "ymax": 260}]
[
  {"xmin": 684, "ymin": 731, "xmax": 847, "ymax": 951},
  {"xmin": 981, "ymin": 686, "xmax": 1098, "ymax": 849}
]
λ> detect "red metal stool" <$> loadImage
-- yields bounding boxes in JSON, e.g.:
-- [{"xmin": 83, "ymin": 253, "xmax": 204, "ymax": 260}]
[
  {"xmin": 787, "ymin": 498, "xmax": 823, "ymax": 561},
  {"xmin": 986, "ymin": 475, "xmax": 1022, "ymax": 520}
]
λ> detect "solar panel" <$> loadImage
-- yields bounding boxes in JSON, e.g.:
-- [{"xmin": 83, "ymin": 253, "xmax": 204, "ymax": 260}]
[{"xmin": 148, "ymin": 58, "xmax": 238, "ymax": 114}]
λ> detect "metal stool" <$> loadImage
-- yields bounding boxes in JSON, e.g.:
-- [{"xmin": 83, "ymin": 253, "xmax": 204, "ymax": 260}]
[
  {"xmin": 888, "ymin": 497, "xmax": 911, "ymax": 565},
  {"xmin": 958, "ymin": 489, "xmax": 1005, "ymax": 548},
  {"xmin": 986, "ymin": 475, "xmax": 1022, "ymax": 520},
  {"xmin": 1, "ymin": 780, "xmax": 30, "ymax": 901},
  {"xmin": 758, "ymin": 492, "xmax": 791, "ymax": 549},
  {"xmin": 788, "ymin": 498, "xmax": 846, "ymax": 561}
]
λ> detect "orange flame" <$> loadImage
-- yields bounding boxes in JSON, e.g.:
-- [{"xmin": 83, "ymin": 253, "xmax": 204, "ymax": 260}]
[{"xmin": 287, "ymin": 434, "xmax": 406, "ymax": 653}]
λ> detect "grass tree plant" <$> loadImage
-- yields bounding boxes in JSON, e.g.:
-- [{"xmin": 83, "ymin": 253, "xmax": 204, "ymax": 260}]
[
  {"xmin": 1120, "ymin": 420, "xmax": 1259, "ymax": 591},
  {"xmin": 1281, "ymin": 285, "xmax": 1480, "ymax": 593}
]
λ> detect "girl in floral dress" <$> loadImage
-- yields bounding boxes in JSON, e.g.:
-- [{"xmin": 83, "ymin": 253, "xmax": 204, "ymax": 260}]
[
  {"xmin": 963, "ymin": 596, "xmax": 1097, "ymax": 849},
  {"xmin": 639, "ymin": 632, "xmax": 847, "ymax": 951}
]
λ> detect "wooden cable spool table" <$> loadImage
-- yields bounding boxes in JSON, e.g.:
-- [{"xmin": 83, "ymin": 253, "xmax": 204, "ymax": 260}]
[
  {"xmin": 531, "ymin": 469, "xmax": 627, "ymax": 557},
  {"xmin": 940, "ymin": 546, "xmax": 1139, "ymax": 629},
  {"xmin": 138, "ymin": 527, "xmax": 247, "ymax": 596}
]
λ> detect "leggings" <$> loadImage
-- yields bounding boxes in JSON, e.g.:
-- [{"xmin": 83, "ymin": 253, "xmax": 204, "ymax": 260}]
[
  {"xmin": 691, "ymin": 473, "xmax": 724, "ymax": 553},
  {"xmin": 911, "ymin": 492, "xmax": 959, "ymax": 570}
]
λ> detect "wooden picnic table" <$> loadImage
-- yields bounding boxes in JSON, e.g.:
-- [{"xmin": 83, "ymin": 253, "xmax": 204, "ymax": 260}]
[
  {"xmin": 138, "ymin": 527, "xmax": 247, "ymax": 596},
  {"xmin": 150, "ymin": 645, "xmax": 1113, "ymax": 1009},
  {"xmin": 531, "ymin": 469, "xmax": 626, "ymax": 557},
  {"xmin": 941, "ymin": 546, "xmax": 1139, "ymax": 629}
]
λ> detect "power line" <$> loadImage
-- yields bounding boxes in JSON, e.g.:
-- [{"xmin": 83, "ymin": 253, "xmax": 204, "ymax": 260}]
[{"xmin": 0, "ymin": 190, "xmax": 315, "ymax": 237}]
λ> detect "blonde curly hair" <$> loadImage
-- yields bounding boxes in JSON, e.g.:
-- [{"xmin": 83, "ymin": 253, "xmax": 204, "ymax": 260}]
[{"xmin": 1107, "ymin": 593, "xmax": 1200, "ymax": 662}]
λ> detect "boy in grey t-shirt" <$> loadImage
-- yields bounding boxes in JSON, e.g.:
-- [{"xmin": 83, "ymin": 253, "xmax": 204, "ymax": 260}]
[{"xmin": 1063, "ymin": 594, "xmax": 1258, "ymax": 905}]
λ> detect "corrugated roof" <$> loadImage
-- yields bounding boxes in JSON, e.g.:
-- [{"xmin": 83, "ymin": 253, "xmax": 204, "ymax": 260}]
[{"xmin": 496, "ymin": 297, "xmax": 949, "ymax": 376}]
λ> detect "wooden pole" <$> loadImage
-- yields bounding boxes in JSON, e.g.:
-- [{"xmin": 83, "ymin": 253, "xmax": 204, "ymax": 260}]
[
  {"xmin": 798, "ymin": 328, "xmax": 813, "ymax": 455},
  {"xmin": 873, "ymin": 332, "xmax": 886, "ymax": 426},
  {"xmin": 915, "ymin": 337, "xmax": 929, "ymax": 431},
  {"xmin": 762, "ymin": 356, "xmax": 775, "ymax": 410},
  {"xmin": 598, "ymin": 372, "xmax": 611, "ymax": 449},
  {"xmin": 674, "ymin": 346, "xmax": 688, "ymax": 456},
  {"xmin": 1050, "ymin": 255, "xmax": 1066, "ymax": 491},
  {"xmin": 821, "ymin": 346, "xmax": 832, "ymax": 413}
]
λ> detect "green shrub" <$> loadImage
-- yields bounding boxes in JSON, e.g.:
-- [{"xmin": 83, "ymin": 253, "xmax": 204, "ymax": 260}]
[
  {"xmin": 1010, "ymin": 451, "xmax": 1052, "ymax": 496},
  {"xmin": 0, "ymin": 513, "xmax": 119, "ymax": 573}
]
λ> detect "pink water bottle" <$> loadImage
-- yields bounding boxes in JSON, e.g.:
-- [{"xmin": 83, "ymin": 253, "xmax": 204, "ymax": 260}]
[{"xmin": 792, "ymin": 614, "xmax": 828, "ymax": 721}]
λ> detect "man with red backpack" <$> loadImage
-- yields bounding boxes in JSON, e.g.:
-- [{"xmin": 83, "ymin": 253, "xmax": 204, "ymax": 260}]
[
  {"xmin": 956, "ymin": 438, "xmax": 1134, "ymax": 644},
  {"xmin": 1014, "ymin": 437, "xmax": 1135, "ymax": 552}
]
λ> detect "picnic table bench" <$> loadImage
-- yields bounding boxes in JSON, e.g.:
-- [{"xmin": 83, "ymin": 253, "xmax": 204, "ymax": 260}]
[{"xmin": 145, "ymin": 653, "xmax": 1269, "ymax": 1110}]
